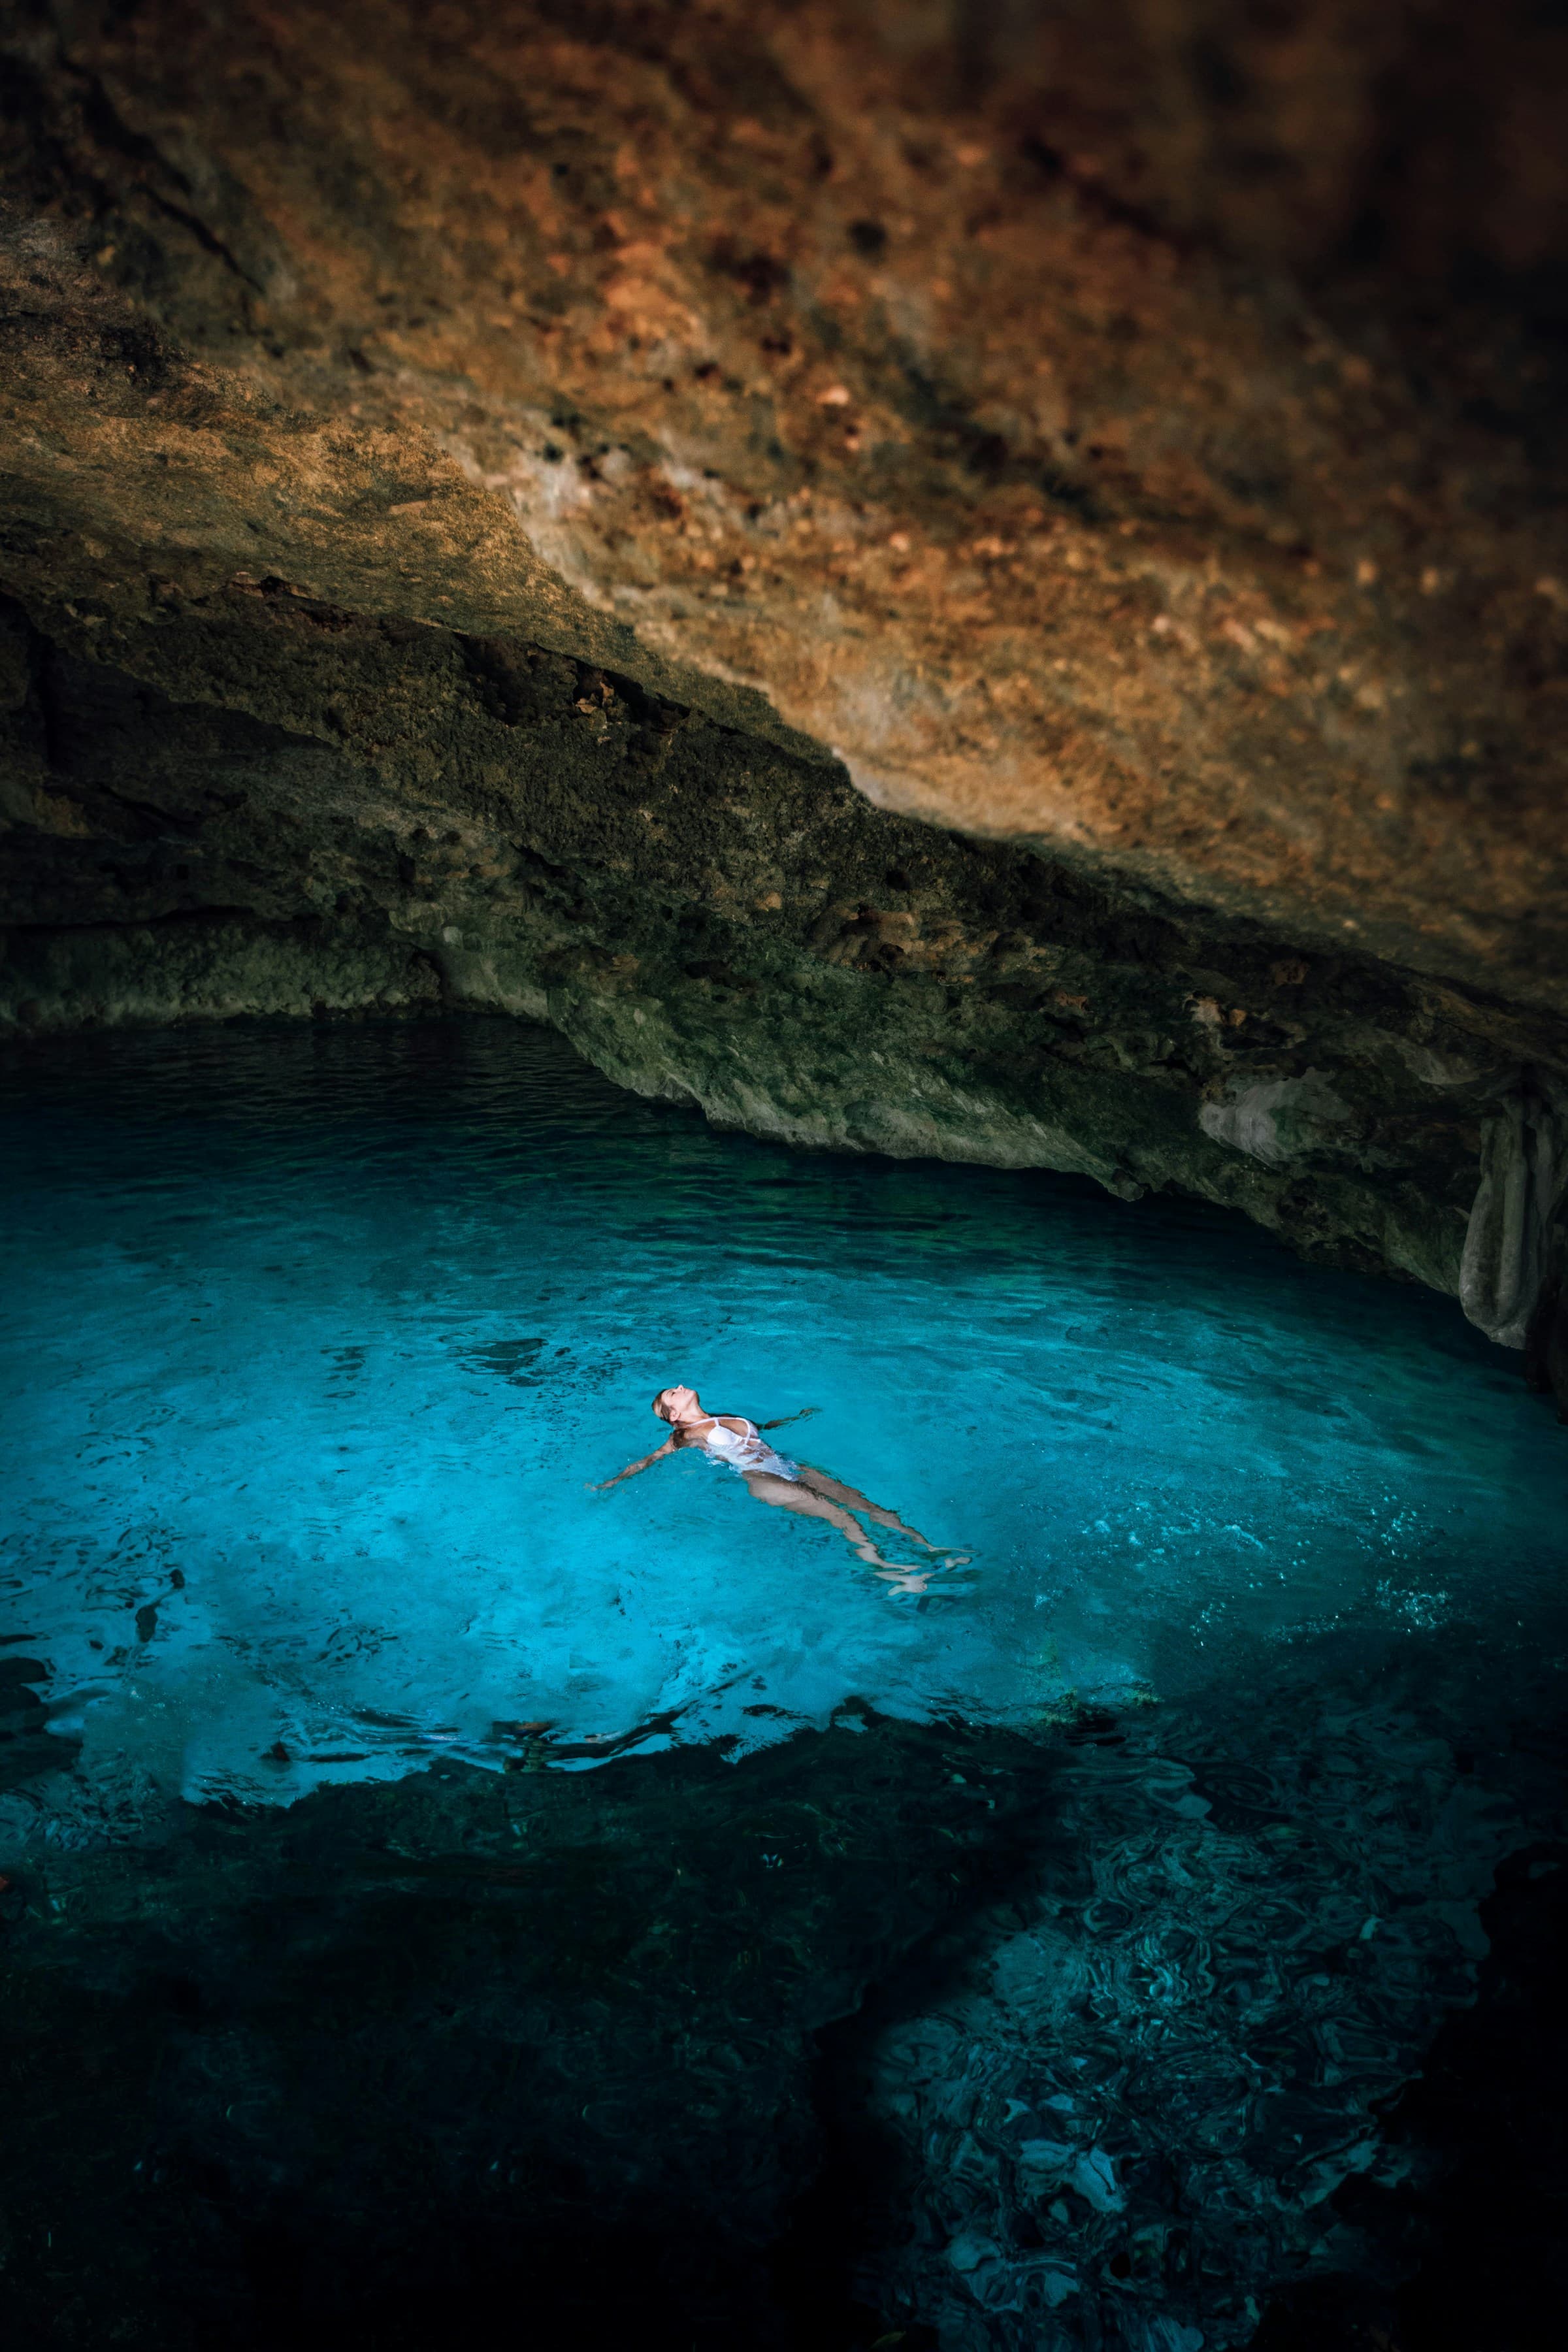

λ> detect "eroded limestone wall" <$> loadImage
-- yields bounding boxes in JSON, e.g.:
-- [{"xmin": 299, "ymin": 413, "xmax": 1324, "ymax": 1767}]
[{"xmin": 6, "ymin": 580, "xmax": 1565, "ymax": 1331}]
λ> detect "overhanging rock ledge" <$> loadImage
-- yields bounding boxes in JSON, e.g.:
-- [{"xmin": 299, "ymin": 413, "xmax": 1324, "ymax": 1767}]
[{"xmin": 2, "ymin": 0, "xmax": 1566, "ymax": 1392}]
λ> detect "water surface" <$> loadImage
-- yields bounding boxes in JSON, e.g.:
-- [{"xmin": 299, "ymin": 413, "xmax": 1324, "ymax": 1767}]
[
  {"xmin": 1, "ymin": 1017, "xmax": 1561, "ymax": 1814},
  {"xmin": 5, "ymin": 1016, "xmax": 1568, "ymax": 2338}
]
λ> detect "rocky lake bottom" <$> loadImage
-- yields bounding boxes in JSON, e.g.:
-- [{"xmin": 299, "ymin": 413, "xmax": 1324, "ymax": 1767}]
[{"xmin": 2, "ymin": 1017, "xmax": 1565, "ymax": 2349}]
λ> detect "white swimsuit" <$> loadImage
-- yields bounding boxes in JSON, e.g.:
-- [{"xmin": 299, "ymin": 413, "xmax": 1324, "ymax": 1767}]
[{"xmin": 698, "ymin": 1416, "xmax": 801, "ymax": 1482}]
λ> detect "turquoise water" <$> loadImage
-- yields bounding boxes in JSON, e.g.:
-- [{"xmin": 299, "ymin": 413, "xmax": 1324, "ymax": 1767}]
[
  {"xmin": 6, "ymin": 1016, "xmax": 1568, "ymax": 2340},
  {"xmin": 2, "ymin": 1017, "xmax": 1562, "ymax": 1816}
]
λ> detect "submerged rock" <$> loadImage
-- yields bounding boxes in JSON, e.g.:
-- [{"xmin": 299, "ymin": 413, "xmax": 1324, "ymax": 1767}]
[
  {"xmin": 1, "ymin": 1675, "xmax": 1563, "ymax": 2350},
  {"xmin": 0, "ymin": 1714, "xmax": 1072, "ymax": 2348}
]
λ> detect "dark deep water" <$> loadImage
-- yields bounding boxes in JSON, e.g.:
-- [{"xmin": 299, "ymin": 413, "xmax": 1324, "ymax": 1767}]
[{"xmin": 1, "ymin": 1017, "xmax": 1565, "ymax": 2350}]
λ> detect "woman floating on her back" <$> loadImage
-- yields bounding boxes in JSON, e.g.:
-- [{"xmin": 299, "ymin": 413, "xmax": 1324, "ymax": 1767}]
[{"xmin": 593, "ymin": 1384, "xmax": 966, "ymax": 1594}]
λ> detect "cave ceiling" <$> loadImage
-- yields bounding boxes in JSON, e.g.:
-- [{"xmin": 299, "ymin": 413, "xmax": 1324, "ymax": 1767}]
[{"xmin": 2, "ymin": 0, "xmax": 1567, "ymax": 1362}]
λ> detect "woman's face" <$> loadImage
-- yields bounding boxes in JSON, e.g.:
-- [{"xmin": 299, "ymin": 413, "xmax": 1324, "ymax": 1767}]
[{"xmin": 657, "ymin": 1384, "xmax": 700, "ymax": 1422}]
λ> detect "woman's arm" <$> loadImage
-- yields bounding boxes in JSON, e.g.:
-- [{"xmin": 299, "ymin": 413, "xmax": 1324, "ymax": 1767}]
[
  {"xmin": 760, "ymin": 1406, "xmax": 820, "ymax": 1431},
  {"xmin": 589, "ymin": 1436, "xmax": 679, "ymax": 1491}
]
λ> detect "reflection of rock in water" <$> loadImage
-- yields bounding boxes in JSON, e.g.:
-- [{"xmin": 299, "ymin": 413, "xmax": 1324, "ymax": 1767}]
[{"xmin": 1, "ymin": 1673, "xmax": 1564, "ymax": 2349}]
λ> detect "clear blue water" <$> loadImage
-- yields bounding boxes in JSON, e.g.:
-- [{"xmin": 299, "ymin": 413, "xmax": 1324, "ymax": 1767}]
[
  {"xmin": 1, "ymin": 1017, "xmax": 1564, "ymax": 1820},
  {"xmin": 6, "ymin": 1015, "xmax": 1568, "ymax": 2338}
]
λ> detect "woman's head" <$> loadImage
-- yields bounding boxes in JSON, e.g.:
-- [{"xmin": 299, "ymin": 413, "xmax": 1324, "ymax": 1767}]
[{"xmin": 653, "ymin": 1383, "xmax": 701, "ymax": 1422}]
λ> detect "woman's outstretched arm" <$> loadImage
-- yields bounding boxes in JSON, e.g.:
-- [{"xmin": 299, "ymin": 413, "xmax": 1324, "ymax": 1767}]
[
  {"xmin": 589, "ymin": 1437, "xmax": 678, "ymax": 1491},
  {"xmin": 759, "ymin": 1406, "xmax": 821, "ymax": 1431}
]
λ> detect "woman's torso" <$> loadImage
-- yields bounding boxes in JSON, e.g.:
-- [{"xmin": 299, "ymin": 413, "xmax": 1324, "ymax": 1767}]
[{"xmin": 691, "ymin": 1415, "xmax": 800, "ymax": 1481}]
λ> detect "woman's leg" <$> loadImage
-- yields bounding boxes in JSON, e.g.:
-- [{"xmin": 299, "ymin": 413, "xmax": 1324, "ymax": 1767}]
[
  {"xmin": 794, "ymin": 1465, "xmax": 955, "ymax": 1552},
  {"xmin": 741, "ymin": 1471, "xmax": 894, "ymax": 1567}
]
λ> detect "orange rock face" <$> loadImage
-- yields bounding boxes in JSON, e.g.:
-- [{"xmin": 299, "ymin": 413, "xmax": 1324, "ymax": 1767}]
[{"xmin": 5, "ymin": 0, "xmax": 1567, "ymax": 1003}]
